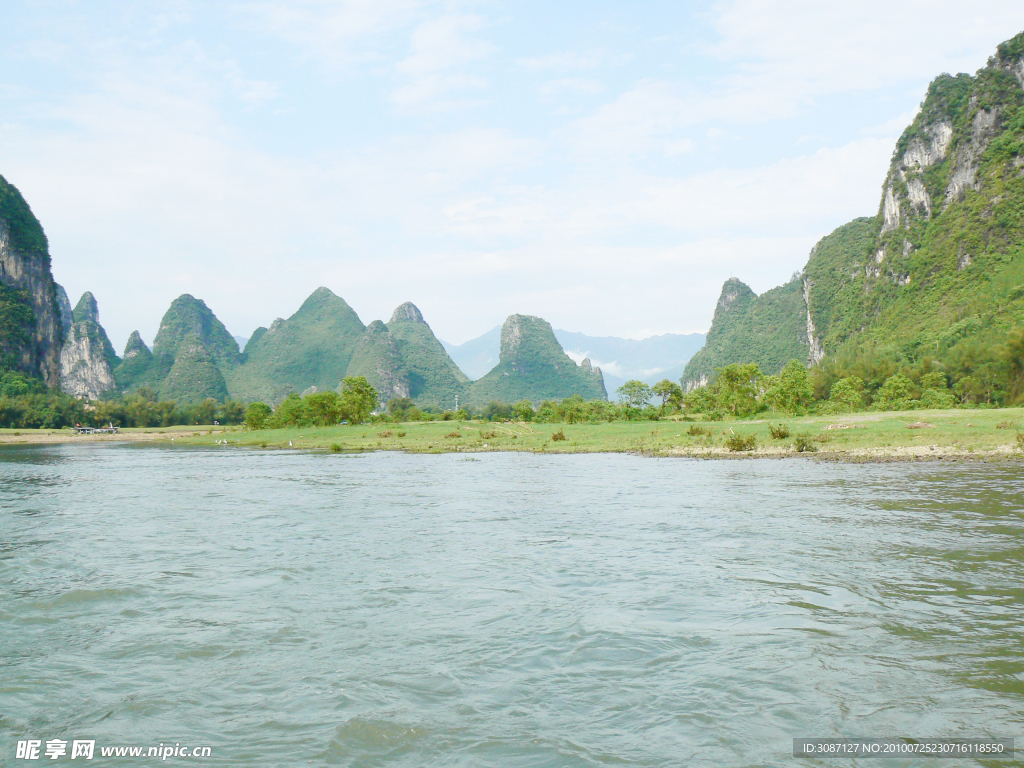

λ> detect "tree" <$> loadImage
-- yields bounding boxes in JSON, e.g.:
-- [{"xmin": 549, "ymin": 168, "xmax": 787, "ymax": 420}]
[
  {"xmin": 513, "ymin": 400, "xmax": 535, "ymax": 421},
  {"xmin": 617, "ymin": 380, "xmax": 652, "ymax": 410},
  {"xmin": 652, "ymin": 379, "xmax": 683, "ymax": 413},
  {"xmin": 823, "ymin": 376, "xmax": 864, "ymax": 414},
  {"xmin": 274, "ymin": 393, "xmax": 308, "ymax": 427},
  {"xmin": 194, "ymin": 398, "xmax": 217, "ymax": 425},
  {"xmin": 388, "ymin": 396, "xmax": 414, "ymax": 419},
  {"xmin": 765, "ymin": 360, "xmax": 814, "ymax": 414},
  {"xmin": 714, "ymin": 363, "xmax": 761, "ymax": 417},
  {"xmin": 305, "ymin": 391, "xmax": 345, "ymax": 425},
  {"xmin": 953, "ymin": 375, "xmax": 983, "ymax": 405},
  {"xmin": 872, "ymin": 373, "xmax": 914, "ymax": 411},
  {"xmin": 339, "ymin": 376, "xmax": 378, "ymax": 424},
  {"xmin": 245, "ymin": 402, "xmax": 272, "ymax": 430}
]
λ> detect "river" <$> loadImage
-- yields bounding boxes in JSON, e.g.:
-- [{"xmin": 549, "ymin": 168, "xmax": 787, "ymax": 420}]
[{"xmin": 1, "ymin": 445, "xmax": 1021, "ymax": 766}]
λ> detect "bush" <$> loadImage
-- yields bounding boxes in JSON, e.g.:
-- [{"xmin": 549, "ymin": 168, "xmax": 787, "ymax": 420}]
[
  {"xmin": 725, "ymin": 433, "xmax": 756, "ymax": 451},
  {"xmin": 793, "ymin": 434, "xmax": 817, "ymax": 453},
  {"xmin": 329, "ymin": 443, "xmax": 342, "ymax": 453},
  {"xmin": 706, "ymin": 410, "xmax": 725, "ymax": 422},
  {"xmin": 919, "ymin": 388, "xmax": 955, "ymax": 409},
  {"xmin": 551, "ymin": 429, "xmax": 567, "ymax": 441},
  {"xmin": 768, "ymin": 423, "xmax": 790, "ymax": 439},
  {"xmin": 687, "ymin": 424, "xmax": 708, "ymax": 436}
]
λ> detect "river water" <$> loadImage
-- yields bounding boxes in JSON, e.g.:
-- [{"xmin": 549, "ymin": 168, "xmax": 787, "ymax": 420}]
[{"xmin": 1, "ymin": 445, "xmax": 1021, "ymax": 766}]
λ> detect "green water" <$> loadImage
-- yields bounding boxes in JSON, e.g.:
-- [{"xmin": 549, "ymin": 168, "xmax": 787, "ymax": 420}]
[{"xmin": 1, "ymin": 446, "xmax": 1021, "ymax": 766}]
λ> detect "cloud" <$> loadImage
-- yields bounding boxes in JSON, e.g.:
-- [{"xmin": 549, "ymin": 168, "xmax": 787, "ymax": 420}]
[
  {"xmin": 708, "ymin": 0, "xmax": 1024, "ymax": 116},
  {"xmin": 391, "ymin": 14, "xmax": 495, "ymax": 109},
  {"xmin": 4, "ymin": 0, "xmax": 1024, "ymax": 350},
  {"xmin": 242, "ymin": 0, "xmax": 425, "ymax": 68},
  {"xmin": 538, "ymin": 78, "xmax": 605, "ymax": 96},
  {"xmin": 516, "ymin": 51, "xmax": 603, "ymax": 71}
]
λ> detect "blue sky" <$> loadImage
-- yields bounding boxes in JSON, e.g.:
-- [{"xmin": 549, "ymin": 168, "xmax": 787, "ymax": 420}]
[{"xmin": 3, "ymin": 1, "xmax": 1024, "ymax": 349}]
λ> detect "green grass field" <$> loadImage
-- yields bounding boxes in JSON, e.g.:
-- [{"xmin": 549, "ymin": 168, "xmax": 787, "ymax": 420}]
[
  {"xmin": 179, "ymin": 407, "xmax": 1024, "ymax": 460},
  {"xmin": 4, "ymin": 408, "xmax": 1024, "ymax": 460}
]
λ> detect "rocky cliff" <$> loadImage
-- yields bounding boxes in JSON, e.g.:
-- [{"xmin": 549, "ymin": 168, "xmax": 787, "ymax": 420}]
[
  {"xmin": 685, "ymin": 30, "xmax": 1024, "ymax": 384},
  {"xmin": 59, "ymin": 292, "xmax": 118, "ymax": 399},
  {"xmin": 465, "ymin": 314, "xmax": 606, "ymax": 405},
  {"xmin": 0, "ymin": 175, "xmax": 63, "ymax": 387}
]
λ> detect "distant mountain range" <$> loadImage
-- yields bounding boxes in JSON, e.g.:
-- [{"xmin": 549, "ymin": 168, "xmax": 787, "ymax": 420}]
[
  {"xmin": 442, "ymin": 328, "xmax": 706, "ymax": 392},
  {"xmin": 4, "ymin": 31, "xmax": 1024, "ymax": 410}
]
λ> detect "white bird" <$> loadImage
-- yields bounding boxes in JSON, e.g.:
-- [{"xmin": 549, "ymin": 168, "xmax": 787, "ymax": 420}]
[{"xmin": 289, "ymin": 441, "xmax": 293, "ymax": 447}]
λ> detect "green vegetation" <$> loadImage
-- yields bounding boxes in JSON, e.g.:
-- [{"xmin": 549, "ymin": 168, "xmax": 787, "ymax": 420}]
[
  {"xmin": 0, "ymin": 373, "xmax": 246, "ymax": 429},
  {"xmin": 0, "ymin": 174, "xmax": 48, "ymax": 260},
  {"xmin": 682, "ymin": 277, "xmax": 808, "ymax": 388},
  {"xmin": 0, "ymin": 283, "xmax": 34, "ymax": 370},
  {"xmin": 227, "ymin": 287, "xmax": 365, "ymax": 403},
  {"xmin": 114, "ymin": 331, "xmax": 162, "ymax": 390},
  {"xmin": 159, "ymin": 339, "xmax": 230, "ymax": 403},
  {"xmin": 344, "ymin": 320, "xmax": 409, "ymax": 403},
  {"xmin": 243, "ymin": 375, "xmax": 378, "ymax": 429},
  {"xmin": 152, "ymin": 294, "xmax": 240, "ymax": 365},
  {"xmin": 465, "ymin": 314, "xmax": 606, "ymax": 406},
  {"xmin": 115, "ymin": 294, "xmax": 239, "ymax": 402},
  {"xmin": 682, "ymin": 32, "xmax": 1024, "ymax": 415},
  {"xmin": 147, "ymin": 404, "xmax": 1024, "ymax": 460},
  {"xmin": 387, "ymin": 302, "xmax": 469, "ymax": 411}
]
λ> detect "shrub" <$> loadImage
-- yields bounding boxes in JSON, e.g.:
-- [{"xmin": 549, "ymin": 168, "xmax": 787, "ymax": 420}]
[
  {"xmin": 725, "ymin": 433, "xmax": 756, "ymax": 452},
  {"xmin": 377, "ymin": 430, "xmax": 393, "ymax": 438},
  {"xmin": 706, "ymin": 410, "xmax": 725, "ymax": 422},
  {"xmin": 329, "ymin": 443, "xmax": 342, "ymax": 453},
  {"xmin": 445, "ymin": 431, "xmax": 461, "ymax": 439},
  {"xmin": 793, "ymin": 434, "xmax": 817, "ymax": 453},
  {"xmin": 397, "ymin": 431, "xmax": 406, "ymax": 437},
  {"xmin": 996, "ymin": 420, "xmax": 1018, "ymax": 429},
  {"xmin": 769, "ymin": 423, "xmax": 790, "ymax": 439},
  {"xmin": 1017, "ymin": 431, "xmax": 1024, "ymax": 450},
  {"xmin": 551, "ymin": 429, "xmax": 567, "ymax": 441},
  {"xmin": 919, "ymin": 388, "xmax": 955, "ymax": 409},
  {"xmin": 687, "ymin": 424, "xmax": 708, "ymax": 436}
]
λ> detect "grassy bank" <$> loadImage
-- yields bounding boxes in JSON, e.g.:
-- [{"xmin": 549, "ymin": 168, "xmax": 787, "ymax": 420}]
[{"xmin": 4, "ymin": 407, "xmax": 1024, "ymax": 460}]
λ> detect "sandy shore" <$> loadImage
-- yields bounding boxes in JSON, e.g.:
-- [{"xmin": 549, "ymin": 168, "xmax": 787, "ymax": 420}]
[{"xmin": 0, "ymin": 429, "xmax": 223, "ymax": 445}]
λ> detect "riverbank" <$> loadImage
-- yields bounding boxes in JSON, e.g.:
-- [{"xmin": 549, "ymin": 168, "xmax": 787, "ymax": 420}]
[{"xmin": 5, "ymin": 407, "xmax": 1024, "ymax": 460}]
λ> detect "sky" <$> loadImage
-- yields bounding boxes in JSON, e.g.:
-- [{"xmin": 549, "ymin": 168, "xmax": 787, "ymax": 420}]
[{"xmin": 2, "ymin": 2, "xmax": 1024, "ymax": 349}]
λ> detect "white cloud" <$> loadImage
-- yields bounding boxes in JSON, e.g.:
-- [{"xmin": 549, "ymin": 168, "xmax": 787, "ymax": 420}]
[
  {"xmin": 516, "ymin": 51, "xmax": 603, "ymax": 71},
  {"xmin": 708, "ymin": 0, "xmax": 1024, "ymax": 115},
  {"xmin": 242, "ymin": 0, "xmax": 425, "ymax": 68},
  {"xmin": 3, "ymin": 1, "xmax": 1023, "ymax": 351},
  {"xmin": 392, "ymin": 14, "xmax": 495, "ymax": 109},
  {"xmin": 538, "ymin": 78, "xmax": 605, "ymax": 96}
]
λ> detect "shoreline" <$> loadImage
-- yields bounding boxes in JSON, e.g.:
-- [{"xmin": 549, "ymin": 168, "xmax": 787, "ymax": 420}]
[{"xmin": 2, "ymin": 414, "xmax": 1023, "ymax": 462}]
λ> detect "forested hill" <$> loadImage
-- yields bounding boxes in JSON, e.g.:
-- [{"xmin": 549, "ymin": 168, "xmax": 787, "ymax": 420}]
[
  {"xmin": 0, "ymin": 175, "xmax": 63, "ymax": 388},
  {"xmin": 684, "ymin": 30, "xmax": 1024, "ymax": 401}
]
